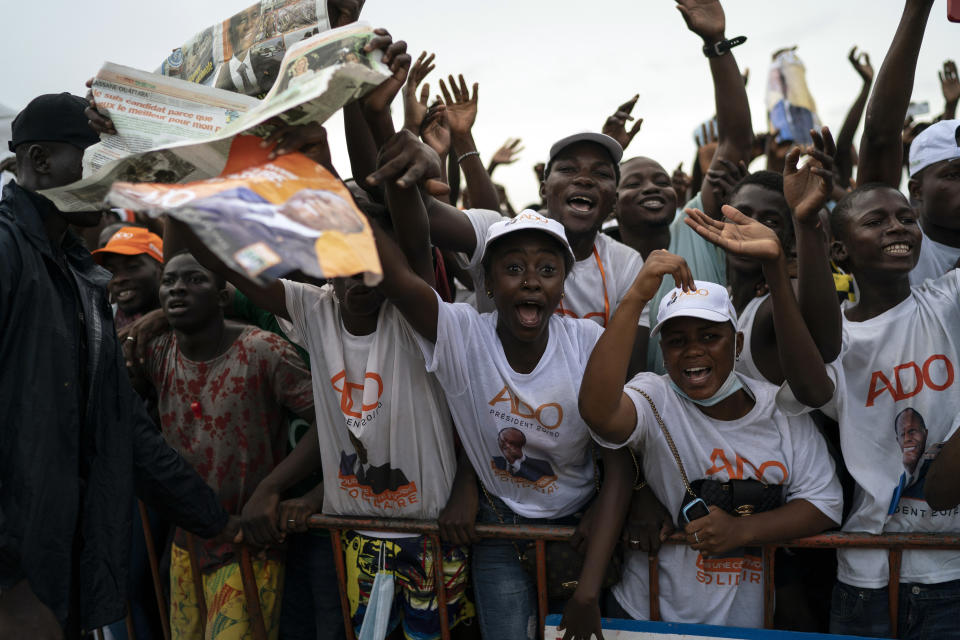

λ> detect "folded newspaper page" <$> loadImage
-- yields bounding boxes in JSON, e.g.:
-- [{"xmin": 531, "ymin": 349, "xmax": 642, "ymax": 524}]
[
  {"xmin": 159, "ymin": 0, "xmax": 332, "ymax": 98},
  {"xmin": 41, "ymin": 22, "xmax": 388, "ymax": 212},
  {"xmin": 107, "ymin": 134, "xmax": 381, "ymax": 285}
]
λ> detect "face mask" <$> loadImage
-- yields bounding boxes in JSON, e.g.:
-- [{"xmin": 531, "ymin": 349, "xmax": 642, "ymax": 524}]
[
  {"xmin": 670, "ymin": 368, "xmax": 749, "ymax": 407},
  {"xmin": 358, "ymin": 546, "xmax": 395, "ymax": 640}
]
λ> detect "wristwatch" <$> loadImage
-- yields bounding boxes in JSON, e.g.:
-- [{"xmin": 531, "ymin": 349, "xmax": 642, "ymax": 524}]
[{"xmin": 703, "ymin": 36, "xmax": 747, "ymax": 58}]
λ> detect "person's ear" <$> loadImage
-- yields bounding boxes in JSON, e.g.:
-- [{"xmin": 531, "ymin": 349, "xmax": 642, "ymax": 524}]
[
  {"xmin": 831, "ymin": 240, "xmax": 848, "ymax": 265},
  {"xmin": 217, "ymin": 285, "xmax": 231, "ymax": 310},
  {"xmin": 735, "ymin": 331, "xmax": 744, "ymax": 360},
  {"xmin": 27, "ymin": 144, "xmax": 50, "ymax": 175},
  {"xmin": 539, "ymin": 179, "xmax": 547, "ymax": 201},
  {"xmin": 907, "ymin": 177, "xmax": 922, "ymax": 204}
]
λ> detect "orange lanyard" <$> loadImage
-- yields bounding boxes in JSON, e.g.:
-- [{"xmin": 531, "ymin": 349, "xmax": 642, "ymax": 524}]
[{"xmin": 556, "ymin": 245, "xmax": 610, "ymax": 327}]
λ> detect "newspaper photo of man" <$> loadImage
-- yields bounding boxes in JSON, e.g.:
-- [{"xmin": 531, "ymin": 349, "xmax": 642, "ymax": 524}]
[
  {"xmin": 215, "ymin": 4, "xmax": 278, "ymax": 96},
  {"xmin": 491, "ymin": 427, "xmax": 556, "ymax": 484}
]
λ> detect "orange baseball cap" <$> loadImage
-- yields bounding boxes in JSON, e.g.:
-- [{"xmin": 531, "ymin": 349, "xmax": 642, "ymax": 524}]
[{"xmin": 92, "ymin": 226, "xmax": 164, "ymax": 264}]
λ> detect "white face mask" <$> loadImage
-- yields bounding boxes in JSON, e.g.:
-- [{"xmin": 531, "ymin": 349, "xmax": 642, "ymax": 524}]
[
  {"xmin": 358, "ymin": 546, "xmax": 395, "ymax": 640},
  {"xmin": 669, "ymin": 359, "xmax": 749, "ymax": 407}
]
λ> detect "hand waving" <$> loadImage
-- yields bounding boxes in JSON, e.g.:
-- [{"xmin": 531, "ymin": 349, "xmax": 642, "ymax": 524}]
[
  {"xmin": 602, "ymin": 95, "xmax": 643, "ymax": 151},
  {"xmin": 438, "ymin": 74, "xmax": 478, "ymax": 138},
  {"xmin": 490, "ymin": 137, "xmax": 524, "ymax": 167},
  {"xmin": 675, "ymin": 0, "xmax": 726, "ymax": 44},
  {"xmin": 421, "ymin": 104, "xmax": 451, "ymax": 158},
  {"xmin": 402, "ymin": 51, "xmax": 435, "ymax": 132},
  {"xmin": 940, "ymin": 60, "xmax": 960, "ymax": 105},
  {"xmin": 783, "ymin": 126, "xmax": 836, "ymax": 225},
  {"xmin": 848, "ymin": 46, "xmax": 873, "ymax": 83},
  {"xmin": 684, "ymin": 205, "xmax": 783, "ymax": 263}
]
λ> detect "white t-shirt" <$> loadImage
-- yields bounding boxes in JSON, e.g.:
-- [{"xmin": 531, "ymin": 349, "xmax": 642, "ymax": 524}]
[
  {"xmin": 778, "ymin": 270, "xmax": 960, "ymax": 587},
  {"xmin": 283, "ymin": 281, "xmax": 457, "ymax": 522},
  {"xmin": 414, "ymin": 292, "xmax": 603, "ymax": 519},
  {"xmin": 909, "ymin": 229, "xmax": 960, "ymax": 286},
  {"xmin": 461, "ymin": 208, "xmax": 650, "ymax": 327},
  {"xmin": 595, "ymin": 374, "xmax": 842, "ymax": 628},
  {"xmin": 735, "ymin": 293, "xmax": 769, "ymax": 382}
]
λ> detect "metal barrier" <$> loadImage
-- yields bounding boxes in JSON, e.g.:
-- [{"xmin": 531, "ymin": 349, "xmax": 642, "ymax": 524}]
[
  {"xmin": 106, "ymin": 510, "xmax": 960, "ymax": 640},
  {"xmin": 307, "ymin": 514, "xmax": 960, "ymax": 640}
]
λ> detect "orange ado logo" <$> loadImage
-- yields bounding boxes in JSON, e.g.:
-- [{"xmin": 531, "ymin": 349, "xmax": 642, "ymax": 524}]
[
  {"xmin": 489, "ymin": 386, "xmax": 563, "ymax": 429},
  {"xmin": 865, "ymin": 354, "xmax": 954, "ymax": 407},
  {"xmin": 330, "ymin": 371, "xmax": 384, "ymax": 418}
]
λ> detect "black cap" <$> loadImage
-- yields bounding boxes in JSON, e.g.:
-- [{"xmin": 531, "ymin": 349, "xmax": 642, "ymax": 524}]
[{"xmin": 8, "ymin": 93, "xmax": 100, "ymax": 153}]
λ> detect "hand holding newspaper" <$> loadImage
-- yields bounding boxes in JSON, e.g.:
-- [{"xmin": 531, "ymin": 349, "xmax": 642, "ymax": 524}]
[{"xmin": 42, "ymin": 22, "xmax": 389, "ymax": 212}]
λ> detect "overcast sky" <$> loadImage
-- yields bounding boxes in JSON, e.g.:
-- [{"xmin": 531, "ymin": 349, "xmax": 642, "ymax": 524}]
[{"xmin": 1, "ymin": 0, "xmax": 956, "ymax": 206}]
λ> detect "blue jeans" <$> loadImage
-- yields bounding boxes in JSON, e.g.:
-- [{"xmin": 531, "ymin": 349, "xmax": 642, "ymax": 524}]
[
  {"xmin": 471, "ymin": 493, "xmax": 580, "ymax": 640},
  {"xmin": 279, "ymin": 532, "xmax": 345, "ymax": 640},
  {"xmin": 830, "ymin": 579, "xmax": 960, "ymax": 640}
]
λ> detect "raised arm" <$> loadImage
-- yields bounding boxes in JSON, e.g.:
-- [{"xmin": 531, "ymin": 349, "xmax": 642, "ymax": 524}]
[
  {"xmin": 440, "ymin": 74, "xmax": 501, "ymax": 211},
  {"xmin": 684, "ymin": 206, "xmax": 834, "ymax": 407},
  {"xmin": 857, "ymin": 0, "xmax": 934, "ymax": 187},
  {"xmin": 783, "ymin": 126, "xmax": 842, "ymax": 362},
  {"xmin": 601, "ymin": 95, "xmax": 644, "ymax": 152},
  {"xmin": 677, "ymin": 0, "xmax": 753, "ymax": 219},
  {"xmin": 835, "ymin": 47, "xmax": 873, "ymax": 189},
  {"xmin": 579, "ymin": 251, "xmax": 694, "ymax": 444},
  {"xmin": 382, "ymin": 131, "xmax": 437, "ymax": 288},
  {"xmin": 938, "ymin": 60, "xmax": 960, "ymax": 121}
]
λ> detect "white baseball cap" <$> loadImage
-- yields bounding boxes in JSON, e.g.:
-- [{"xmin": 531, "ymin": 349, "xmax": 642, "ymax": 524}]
[
  {"xmin": 480, "ymin": 210, "xmax": 575, "ymax": 265},
  {"xmin": 909, "ymin": 120, "xmax": 960, "ymax": 177},
  {"xmin": 651, "ymin": 280, "xmax": 738, "ymax": 337},
  {"xmin": 548, "ymin": 132, "xmax": 623, "ymax": 167}
]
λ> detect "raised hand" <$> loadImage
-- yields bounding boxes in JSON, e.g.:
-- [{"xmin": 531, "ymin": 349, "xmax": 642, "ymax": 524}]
[
  {"xmin": 848, "ymin": 46, "xmax": 874, "ymax": 84},
  {"xmin": 783, "ymin": 126, "xmax": 836, "ymax": 225},
  {"xmin": 327, "ymin": 0, "xmax": 364, "ymax": 28},
  {"xmin": 402, "ymin": 51, "xmax": 435, "ymax": 132},
  {"xmin": 421, "ymin": 103, "xmax": 451, "ymax": 159},
  {"xmin": 84, "ymin": 77, "xmax": 117, "ymax": 136},
  {"xmin": 675, "ymin": 0, "xmax": 726, "ymax": 43},
  {"xmin": 628, "ymin": 249, "xmax": 695, "ymax": 303},
  {"xmin": 684, "ymin": 205, "xmax": 783, "ymax": 263},
  {"xmin": 705, "ymin": 157, "xmax": 748, "ymax": 209},
  {"xmin": 359, "ymin": 28, "xmax": 410, "ymax": 116},
  {"xmin": 438, "ymin": 74, "xmax": 478, "ymax": 138},
  {"xmin": 490, "ymin": 137, "xmax": 524, "ymax": 168},
  {"xmin": 602, "ymin": 95, "xmax": 643, "ymax": 151},
  {"xmin": 672, "ymin": 162, "xmax": 692, "ymax": 202},
  {"xmin": 940, "ymin": 60, "xmax": 960, "ymax": 105},
  {"xmin": 367, "ymin": 129, "xmax": 448, "ymax": 195},
  {"xmin": 260, "ymin": 121, "xmax": 332, "ymax": 168}
]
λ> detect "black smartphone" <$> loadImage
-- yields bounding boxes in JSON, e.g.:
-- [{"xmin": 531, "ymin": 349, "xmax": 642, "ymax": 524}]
[{"xmin": 681, "ymin": 498, "xmax": 710, "ymax": 524}]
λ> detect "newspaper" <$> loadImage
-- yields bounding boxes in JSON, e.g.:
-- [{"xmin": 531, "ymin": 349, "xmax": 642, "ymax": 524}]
[
  {"xmin": 159, "ymin": 0, "xmax": 332, "ymax": 98},
  {"xmin": 107, "ymin": 134, "xmax": 382, "ymax": 285},
  {"xmin": 41, "ymin": 22, "xmax": 389, "ymax": 212}
]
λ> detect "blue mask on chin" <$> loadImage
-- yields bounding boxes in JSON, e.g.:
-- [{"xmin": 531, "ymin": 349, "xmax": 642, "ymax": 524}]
[{"xmin": 670, "ymin": 368, "xmax": 750, "ymax": 407}]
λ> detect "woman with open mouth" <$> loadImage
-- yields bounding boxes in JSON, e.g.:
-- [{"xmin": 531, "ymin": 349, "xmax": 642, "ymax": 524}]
[
  {"xmin": 372, "ymin": 166, "xmax": 635, "ymax": 640},
  {"xmin": 578, "ymin": 241, "xmax": 843, "ymax": 628}
]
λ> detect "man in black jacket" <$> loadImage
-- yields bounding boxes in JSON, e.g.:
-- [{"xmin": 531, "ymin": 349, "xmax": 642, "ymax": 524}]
[{"xmin": 0, "ymin": 93, "xmax": 239, "ymax": 639}]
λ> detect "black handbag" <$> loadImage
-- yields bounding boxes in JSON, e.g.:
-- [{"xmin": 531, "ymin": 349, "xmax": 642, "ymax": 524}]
[{"xmin": 628, "ymin": 386, "xmax": 784, "ymax": 523}]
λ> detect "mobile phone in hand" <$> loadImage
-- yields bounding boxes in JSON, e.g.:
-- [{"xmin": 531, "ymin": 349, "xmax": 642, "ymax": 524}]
[
  {"xmin": 681, "ymin": 498, "xmax": 710, "ymax": 524},
  {"xmin": 950, "ymin": 0, "xmax": 960, "ymax": 22}
]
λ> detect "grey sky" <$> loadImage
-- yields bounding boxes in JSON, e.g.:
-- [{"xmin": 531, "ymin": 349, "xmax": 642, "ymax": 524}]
[{"xmin": 1, "ymin": 0, "xmax": 956, "ymax": 206}]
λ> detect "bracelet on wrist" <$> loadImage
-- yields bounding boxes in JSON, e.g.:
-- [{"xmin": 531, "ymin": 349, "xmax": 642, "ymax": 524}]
[
  {"xmin": 703, "ymin": 36, "xmax": 747, "ymax": 58},
  {"xmin": 457, "ymin": 150, "xmax": 480, "ymax": 164}
]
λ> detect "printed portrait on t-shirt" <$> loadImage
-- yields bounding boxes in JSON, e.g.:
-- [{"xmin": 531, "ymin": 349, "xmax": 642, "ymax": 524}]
[
  {"xmin": 338, "ymin": 432, "xmax": 416, "ymax": 502},
  {"xmin": 894, "ymin": 408, "xmax": 944, "ymax": 500},
  {"xmin": 491, "ymin": 427, "xmax": 557, "ymax": 485}
]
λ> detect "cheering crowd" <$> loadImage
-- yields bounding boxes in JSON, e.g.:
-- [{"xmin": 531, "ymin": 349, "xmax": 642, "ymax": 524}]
[{"xmin": 2, "ymin": 0, "xmax": 960, "ymax": 639}]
